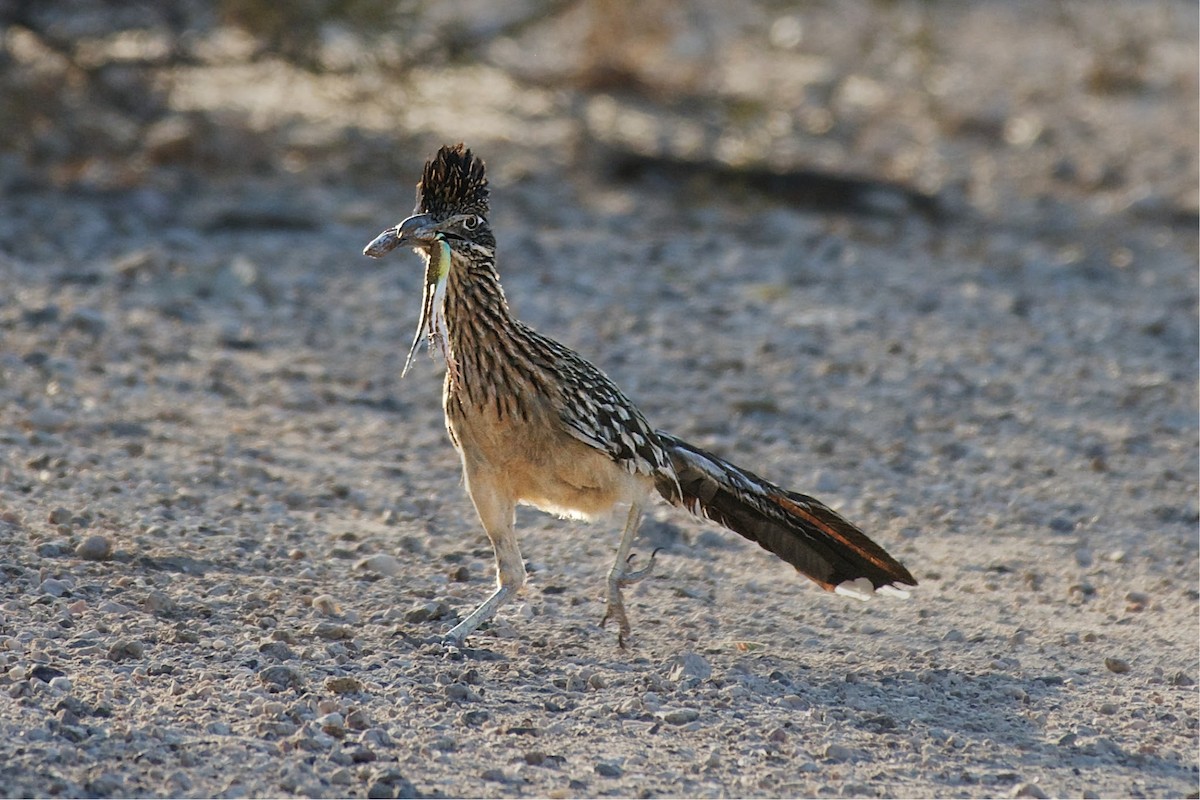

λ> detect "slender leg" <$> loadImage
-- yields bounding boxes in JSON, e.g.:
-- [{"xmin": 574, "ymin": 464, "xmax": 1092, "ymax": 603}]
[
  {"xmin": 601, "ymin": 500, "xmax": 658, "ymax": 646},
  {"xmin": 444, "ymin": 469, "xmax": 524, "ymax": 645}
]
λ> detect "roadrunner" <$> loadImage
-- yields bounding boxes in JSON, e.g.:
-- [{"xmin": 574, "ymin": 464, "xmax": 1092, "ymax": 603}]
[{"xmin": 364, "ymin": 144, "xmax": 916, "ymax": 646}]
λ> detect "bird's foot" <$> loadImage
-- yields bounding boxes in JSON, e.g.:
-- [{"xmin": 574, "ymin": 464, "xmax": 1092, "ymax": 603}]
[
  {"xmin": 615, "ymin": 548, "xmax": 661, "ymax": 587},
  {"xmin": 600, "ymin": 592, "xmax": 633, "ymax": 648}
]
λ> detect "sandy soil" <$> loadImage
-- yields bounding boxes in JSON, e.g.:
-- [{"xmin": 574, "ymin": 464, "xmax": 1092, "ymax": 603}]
[{"xmin": 0, "ymin": 3, "xmax": 1197, "ymax": 798}]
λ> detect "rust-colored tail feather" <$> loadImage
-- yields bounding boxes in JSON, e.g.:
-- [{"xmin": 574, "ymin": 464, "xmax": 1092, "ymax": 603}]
[{"xmin": 654, "ymin": 432, "xmax": 916, "ymax": 594}]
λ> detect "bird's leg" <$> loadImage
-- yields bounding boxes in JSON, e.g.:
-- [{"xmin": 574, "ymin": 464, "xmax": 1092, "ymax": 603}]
[
  {"xmin": 601, "ymin": 500, "xmax": 656, "ymax": 646},
  {"xmin": 444, "ymin": 472, "xmax": 524, "ymax": 646}
]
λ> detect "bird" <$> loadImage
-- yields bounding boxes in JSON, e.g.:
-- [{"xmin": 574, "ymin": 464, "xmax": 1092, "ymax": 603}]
[{"xmin": 363, "ymin": 144, "xmax": 916, "ymax": 647}]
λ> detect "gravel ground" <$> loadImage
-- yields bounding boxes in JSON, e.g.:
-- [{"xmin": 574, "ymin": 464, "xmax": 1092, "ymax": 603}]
[{"xmin": 1, "ymin": 5, "xmax": 1198, "ymax": 799}]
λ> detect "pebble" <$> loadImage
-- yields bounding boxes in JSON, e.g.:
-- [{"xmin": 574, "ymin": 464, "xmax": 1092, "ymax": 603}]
[
  {"xmin": 459, "ymin": 709, "xmax": 489, "ymax": 726},
  {"xmin": 359, "ymin": 553, "xmax": 404, "ymax": 578},
  {"xmin": 1012, "ymin": 782, "xmax": 1048, "ymax": 798},
  {"xmin": 317, "ymin": 712, "xmax": 344, "ymax": 733},
  {"xmin": 75, "ymin": 534, "xmax": 112, "ymax": 561},
  {"xmin": 39, "ymin": 578, "xmax": 70, "ymax": 598},
  {"xmin": 258, "ymin": 665, "xmax": 304, "ymax": 690},
  {"xmin": 144, "ymin": 591, "xmax": 178, "ymax": 614},
  {"xmin": 366, "ymin": 769, "xmax": 418, "ymax": 800},
  {"xmin": 405, "ymin": 601, "xmax": 451, "ymax": 623},
  {"xmin": 942, "ymin": 629, "xmax": 965, "ymax": 643},
  {"xmin": 258, "ymin": 641, "xmax": 294, "ymax": 661},
  {"xmin": 311, "ymin": 594, "xmax": 340, "ymax": 615},
  {"xmin": 594, "ymin": 762, "xmax": 622, "ymax": 778},
  {"xmin": 48, "ymin": 507, "xmax": 73, "ymax": 525},
  {"xmin": 106, "ymin": 639, "xmax": 144, "ymax": 661},
  {"xmin": 1104, "ymin": 657, "xmax": 1131, "ymax": 674},
  {"xmin": 661, "ymin": 708, "xmax": 700, "ymax": 725},
  {"xmin": 1169, "ymin": 671, "xmax": 1195, "ymax": 687},
  {"xmin": 312, "ymin": 622, "xmax": 352, "ymax": 641},
  {"xmin": 324, "ymin": 676, "xmax": 362, "ymax": 694},
  {"xmin": 823, "ymin": 743, "xmax": 853, "ymax": 762},
  {"xmin": 428, "ymin": 736, "xmax": 456, "ymax": 751},
  {"xmin": 666, "ymin": 651, "xmax": 712, "ymax": 682}
]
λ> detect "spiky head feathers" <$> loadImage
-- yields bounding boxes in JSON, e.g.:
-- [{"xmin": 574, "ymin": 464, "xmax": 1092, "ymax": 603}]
[{"xmin": 415, "ymin": 144, "xmax": 490, "ymax": 220}]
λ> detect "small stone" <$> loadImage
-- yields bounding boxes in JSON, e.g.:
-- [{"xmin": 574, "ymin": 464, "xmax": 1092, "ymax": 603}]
[
  {"xmin": 366, "ymin": 769, "xmax": 418, "ymax": 800},
  {"xmin": 317, "ymin": 712, "xmax": 344, "ymax": 733},
  {"xmin": 258, "ymin": 641, "xmax": 295, "ymax": 660},
  {"xmin": 39, "ymin": 578, "xmax": 70, "ymax": 597},
  {"xmin": 30, "ymin": 665, "xmax": 65, "ymax": 682},
  {"xmin": 1097, "ymin": 702, "xmax": 1118, "ymax": 715},
  {"xmin": 48, "ymin": 507, "xmax": 73, "ymax": 525},
  {"xmin": 594, "ymin": 762, "xmax": 622, "ymax": 778},
  {"xmin": 942, "ymin": 629, "xmax": 966, "ymax": 643},
  {"xmin": 449, "ymin": 565, "xmax": 471, "ymax": 582},
  {"xmin": 1169, "ymin": 671, "xmax": 1195, "ymax": 687},
  {"xmin": 405, "ymin": 601, "xmax": 451, "ymax": 623},
  {"xmin": 524, "ymin": 751, "xmax": 547, "ymax": 766},
  {"xmin": 1104, "ymin": 657, "xmax": 1131, "ymax": 674},
  {"xmin": 312, "ymin": 622, "xmax": 352, "ymax": 641},
  {"xmin": 459, "ymin": 709, "xmax": 489, "ymax": 726},
  {"xmin": 661, "ymin": 708, "xmax": 700, "ymax": 725},
  {"xmin": 480, "ymin": 768, "xmax": 508, "ymax": 783},
  {"xmin": 823, "ymin": 743, "xmax": 853, "ymax": 762},
  {"xmin": 345, "ymin": 709, "xmax": 371, "ymax": 730},
  {"xmin": 106, "ymin": 639, "xmax": 144, "ymax": 661},
  {"xmin": 312, "ymin": 594, "xmax": 340, "ymax": 615},
  {"xmin": 259, "ymin": 665, "xmax": 303, "ymax": 690},
  {"xmin": 359, "ymin": 553, "xmax": 404, "ymax": 578},
  {"xmin": 1012, "ymin": 783, "xmax": 1048, "ymax": 799},
  {"xmin": 75, "ymin": 535, "xmax": 112, "ymax": 561},
  {"xmin": 324, "ymin": 676, "xmax": 362, "ymax": 694},
  {"xmin": 666, "ymin": 652, "xmax": 712, "ymax": 682},
  {"xmin": 350, "ymin": 746, "xmax": 376, "ymax": 763},
  {"xmin": 767, "ymin": 727, "xmax": 788, "ymax": 743},
  {"xmin": 143, "ymin": 591, "xmax": 177, "ymax": 615},
  {"xmin": 48, "ymin": 676, "xmax": 72, "ymax": 692}
]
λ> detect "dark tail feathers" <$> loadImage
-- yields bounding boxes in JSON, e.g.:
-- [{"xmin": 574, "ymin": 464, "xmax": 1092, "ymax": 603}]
[{"xmin": 653, "ymin": 431, "xmax": 916, "ymax": 597}]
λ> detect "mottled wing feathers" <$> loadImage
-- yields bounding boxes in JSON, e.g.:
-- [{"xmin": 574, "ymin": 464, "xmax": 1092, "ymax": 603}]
[
  {"xmin": 653, "ymin": 431, "xmax": 916, "ymax": 594},
  {"xmin": 417, "ymin": 144, "xmax": 490, "ymax": 218},
  {"xmin": 514, "ymin": 323, "xmax": 673, "ymax": 477}
]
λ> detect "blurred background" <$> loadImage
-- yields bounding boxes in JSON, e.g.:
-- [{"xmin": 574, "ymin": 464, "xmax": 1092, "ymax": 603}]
[{"xmin": 1, "ymin": 0, "xmax": 1196, "ymax": 227}]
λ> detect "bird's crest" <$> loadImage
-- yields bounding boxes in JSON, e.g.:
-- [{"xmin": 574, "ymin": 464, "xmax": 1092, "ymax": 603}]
[{"xmin": 416, "ymin": 144, "xmax": 489, "ymax": 218}]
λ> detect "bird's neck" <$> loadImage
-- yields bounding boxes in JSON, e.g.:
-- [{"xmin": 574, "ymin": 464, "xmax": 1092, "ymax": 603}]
[{"xmin": 440, "ymin": 252, "xmax": 534, "ymax": 415}]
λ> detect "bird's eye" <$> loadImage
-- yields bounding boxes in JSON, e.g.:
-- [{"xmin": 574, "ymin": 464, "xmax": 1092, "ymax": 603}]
[{"xmin": 462, "ymin": 215, "xmax": 481, "ymax": 230}]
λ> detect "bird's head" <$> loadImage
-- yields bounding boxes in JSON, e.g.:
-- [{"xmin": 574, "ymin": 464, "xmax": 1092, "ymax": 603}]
[{"xmin": 363, "ymin": 143, "xmax": 495, "ymax": 260}]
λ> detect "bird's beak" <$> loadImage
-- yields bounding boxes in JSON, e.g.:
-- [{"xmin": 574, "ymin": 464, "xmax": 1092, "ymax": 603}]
[{"xmin": 363, "ymin": 213, "xmax": 438, "ymax": 258}]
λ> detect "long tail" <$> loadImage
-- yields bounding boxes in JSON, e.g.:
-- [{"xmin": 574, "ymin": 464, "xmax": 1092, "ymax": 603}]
[{"xmin": 653, "ymin": 431, "xmax": 916, "ymax": 598}]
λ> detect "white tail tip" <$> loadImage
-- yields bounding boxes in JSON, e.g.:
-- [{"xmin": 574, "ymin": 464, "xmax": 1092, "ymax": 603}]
[
  {"xmin": 834, "ymin": 578, "xmax": 912, "ymax": 601},
  {"xmin": 834, "ymin": 577, "xmax": 876, "ymax": 601}
]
